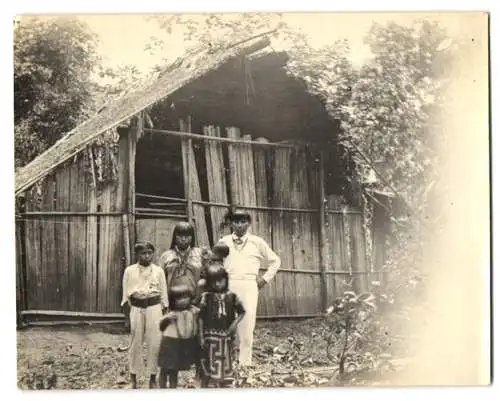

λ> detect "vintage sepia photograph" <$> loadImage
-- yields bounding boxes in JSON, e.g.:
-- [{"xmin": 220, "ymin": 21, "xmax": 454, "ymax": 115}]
[{"xmin": 13, "ymin": 10, "xmax": 490, "ymax": 391}]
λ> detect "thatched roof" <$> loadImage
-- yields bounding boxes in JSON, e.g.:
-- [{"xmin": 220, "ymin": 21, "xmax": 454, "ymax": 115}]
[{"xmin": 15, "ymin": 33, "xmax": 273, "ymax": 196}]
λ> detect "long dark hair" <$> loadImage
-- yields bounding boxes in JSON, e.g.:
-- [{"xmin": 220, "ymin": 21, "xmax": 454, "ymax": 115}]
[{"xmin": 169, "ymin": 221, "xmax": 196, "ymax": 249}]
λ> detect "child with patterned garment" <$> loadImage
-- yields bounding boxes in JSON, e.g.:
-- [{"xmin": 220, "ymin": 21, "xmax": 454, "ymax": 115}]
[
  {"xmin": 199, "ymin": 245, "xmax": 246, "ymax": 387},
  {"xmin": 157, "ymin": 284, "xmax": 200, "ymax": 388}
]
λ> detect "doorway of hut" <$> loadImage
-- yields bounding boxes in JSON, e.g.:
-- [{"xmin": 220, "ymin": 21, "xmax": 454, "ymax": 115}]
[{"xmin": 134, "ymin": 131, "xmax": 191, "ymax": 259}]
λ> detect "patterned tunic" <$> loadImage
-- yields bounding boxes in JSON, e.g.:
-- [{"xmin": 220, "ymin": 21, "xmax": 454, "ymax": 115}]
[{"xmin": 199, "ymin": 291, "xmax": 245, "ymax": 383}]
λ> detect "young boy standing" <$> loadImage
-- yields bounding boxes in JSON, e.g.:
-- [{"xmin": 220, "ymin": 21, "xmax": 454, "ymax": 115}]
[{"xmin": 121, "ymin": 241, "xmax": 168, "ymax": 389}]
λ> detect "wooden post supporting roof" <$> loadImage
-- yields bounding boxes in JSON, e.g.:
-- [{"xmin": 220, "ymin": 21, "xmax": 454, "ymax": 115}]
[
  {"xmin": 180, "ymin": 119, "xmax": 194, "ymax": 223},
  {"xmin": 128, "ymin": 114, "xmax": 142, "ymax": 258}
]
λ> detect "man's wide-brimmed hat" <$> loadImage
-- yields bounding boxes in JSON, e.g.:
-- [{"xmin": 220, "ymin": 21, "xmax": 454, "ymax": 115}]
[{"xmin": 227, "ymin": 208, "xmax": 251, "ymax": 222}]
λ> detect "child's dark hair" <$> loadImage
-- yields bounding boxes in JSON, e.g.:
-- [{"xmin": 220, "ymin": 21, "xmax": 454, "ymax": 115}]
[
  {"xmin": 168, "ymin": 284, "xmax": 193, "ymax": 310},
  {"xmin": 205, "ymin": 265, "xmax": 229, "ymax": 292},
  {"xmin": 201, "ymin": 242, "xmax": 229, "ymax": 268},
  {"xmin": 212, "ymin": 241, "xmax": 230, "ymax": 260}
]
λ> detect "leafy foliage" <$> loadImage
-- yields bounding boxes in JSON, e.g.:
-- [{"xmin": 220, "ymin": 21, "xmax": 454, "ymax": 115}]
[
  {"xmin": 14, "ymin": 17, "xmax": 100, "ymax": 168},
  {"xmin": 92, "ymin": 64, "xmax": 144, "ymax": 111},
  {"xmin": 286, "ymin": 20, "xmax": 453, "ymax": 219},
  {"xmin": 146, "ymin": 13, "xmax": 286, "ymax": 53},
  {"xmin": 13, "ymin": 16, "xmax": 144, "ymax": 189}
]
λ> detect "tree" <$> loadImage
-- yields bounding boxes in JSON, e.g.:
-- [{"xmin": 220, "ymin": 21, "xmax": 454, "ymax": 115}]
[
  {"xmin": 91, "ymin": 64, "xmax": 144, "ymax": 111},
  {"xmin": 288, "ymin": 20, "xmax": 452, "ymax": 214},
  {"xmin": 14, "ymin": 16, "xmax": 100, "ymax": 168},
  {"xmin": 145, "ymin": 13, "xmax": 287, "ymax": 54}
]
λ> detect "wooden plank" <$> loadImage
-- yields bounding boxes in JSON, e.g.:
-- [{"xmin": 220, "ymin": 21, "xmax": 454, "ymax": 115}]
[
  {"xmin": 226, "ymin": 128, "xmax": 257, "ymax": 207},
  {"xmin": 21, "ymin": 211, "xmax": 123, "ymax": 216},
  {"xmin": 180, "ymin": 119, "xmax": 193, "ymax": 223},
  {"xmin": 85, "ymin": 155, "xmax": 98, "ymax": 313},
  {"xmin": 114, "ymin": 129, "xmax": 131, "ymax": 316},
  {"xmin": 68, "ymin": 158, "xmax": 88, "ymax": 312},
  {"xmin": 15, "ymin": 221, "xmax": 26, "ymax": 324},
  {"xmin": 293, "ymin": 273, "xmax": 322, "ymax": 315},
  {"xmin": 191, "ymin": 199, "xmax": 320, "ymax": 213},
  {"xmin": 24, "ymin": 189, "xmax": 41, "ymax": 310},
  {"xmin": 180, "ymin": 118, "xmax": 209, "ymax": 247},
  {"xmin": 253, "ymin": 137, "xmax": 272, "ymax": 243},
  {"xmin": 253, "ymin": 137, "xmax": 274, "ymax": 316},
  {"xmin": 40, "ymin": 174, "xmax": 57, "ymax": 310},
  {"xmin": 372, "ymin": 197, "xmax": 390, "ymax": 285},
  {"xmin": 107, "ymin": 215, "xmax": 123, "ymax": 313},
  {"xmin": 289, "ymin": 148, "xmax": 321, "ymax": 315},
  {"xmin": 349, "ymin": 211, "xmax": 369, "ymax": 294},
  {"xmin": 326, "ymin": 195, "xmax": 348, "ymax": 299},
  {"xmin": 97, "ymin": 180, "xmax": 123, "ymax": 313},
  {"xmin": 128, "ymin": 116, "xmax": 140, "ymax": 257},
  {"xmin": 186, "ymin": 139, "xmax": 194, "ymax": 222},
  {"xmin": 144, "ymin": 127, "xmax": 300, "ymax": 148},
  {"xmin": 135, "ymin": 218, "xmax": 158, "ymax": 264},
  {"xmin": 122, "ymin": 214, "xmax": 131, "ymax": 266},
  {"xmin": 204, "ymin": 125, "xmax": 229, "ymax": 244},
  {"xmin": 24, "ymin": 320, "xmax": 125, "ymax": 327},
  {"xmin": 290, "ymin": 149, "xmax": 320, "ymax": 273},
  {"xmin": 116, "ymin": 133, "xmax": 129, "ymax": 212},
  {"xmin": 228, "ymin": 128, "xmax": 272, "ymax": 316},
  {"xmin": 55, "ymin": 165, "xmax": 71, "ymax": 311},
  {"xmin": 154, "ymin": 217, "xmax": 183, "ymax": 264},
  {"xmin": 21, "ymin": 310, "xmax": 125, "ymax": 318},
  {"xmin": 318, "ymin": 149, "xmax": 329, "ymax": 312},
  {"xmin": 271, "ymin": 147, "xmax": 294, "ymax": 316}
]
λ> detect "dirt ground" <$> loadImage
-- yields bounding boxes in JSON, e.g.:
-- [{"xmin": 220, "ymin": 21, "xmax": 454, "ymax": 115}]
[{"xmin": 17, "ymin": 318, "xmax": 336, "ymax": 390}]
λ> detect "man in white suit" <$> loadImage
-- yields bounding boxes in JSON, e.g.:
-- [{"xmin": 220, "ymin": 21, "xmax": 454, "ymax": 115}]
[{"xmin": 220, "ymin": 209, "xmax": 281, "ymax": 366}]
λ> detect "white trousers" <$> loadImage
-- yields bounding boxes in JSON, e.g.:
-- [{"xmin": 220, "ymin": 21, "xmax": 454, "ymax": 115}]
[
  {"xmin": 228, "ymin": 279, "xmax": 258, "ymax": 366},
  {"xmin": 129, "ymin": 304, "xmax": 163, "ymax": 376}
]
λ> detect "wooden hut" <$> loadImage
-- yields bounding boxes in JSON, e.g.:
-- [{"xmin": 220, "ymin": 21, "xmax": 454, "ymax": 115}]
[{"xmin": 15, "ymin": 32, "xmax": 390, "ymax": 324}]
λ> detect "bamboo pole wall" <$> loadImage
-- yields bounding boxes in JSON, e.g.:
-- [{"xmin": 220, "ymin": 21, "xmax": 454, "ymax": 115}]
[
  {"xmin": 180, "ymin": 119, "xmax": 210, "ymax": 247},
  {"xmin": 226, "ymin": 127, "xmax": 258, "ymax": 223},
  {"xmin": 204, "ymin": 125, "xmax": 230, "ymax": 242},
  {"xmin": 348, "ymin": 210, "xmax": 369, "ymax": 294},
  {"xmin": 253, "ymin": 137, "xmax": 272, "ymax": 244},
  {"xmin": 69, "ymin": 156, "xmax": 96, "ymax": 312},
  {"xmin": 55, "ymin": 165, "xmax": 70, "ymax": 310},
  {"xmin": 253, "ymin": 137, "xmax": 275, "ymax": 316},
  {"xmin": 293, "ymin": 149, "xmax": 322, "ymax": 314},
  {"xmin": 18, "ymin": 121, "xmax": 377, "ymax": 318},
  {"xmin": 325, "ymin": 195, "xmax": 349, "ymax": 301},
  {"xmin": 15, "ymin": 221, "xmax": 25, "ymax": 326},
  {"xmin": 271, "ymin": 147, "xmax": 295, "ymax": 315},
  {"xmin": 22, "ymin": 146, "xmax": 124, "ymax": 314}
]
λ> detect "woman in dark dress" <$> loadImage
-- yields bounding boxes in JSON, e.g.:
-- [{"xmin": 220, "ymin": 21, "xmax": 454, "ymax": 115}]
[{"xmin": 199, "ymin": 245, "xmax": 246, "ymax": 388}]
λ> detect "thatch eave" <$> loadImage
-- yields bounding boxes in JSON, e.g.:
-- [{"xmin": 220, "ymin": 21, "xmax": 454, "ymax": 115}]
[{"xmin": 15, "ymin": 32, "xmax": 273, "ymax": 196}]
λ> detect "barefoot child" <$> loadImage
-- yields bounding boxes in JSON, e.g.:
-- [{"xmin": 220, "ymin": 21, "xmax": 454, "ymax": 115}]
[
  {"xmin": 199, "ymin": 244, "xmax": 246, "ymax": 388},
  {"xmin": 158, "ymin": 285, "xmax": 200, "ymax": 388},
  {"xmin": 121, "ymin": 241, "xmax": 168, "ymax": 389}
]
